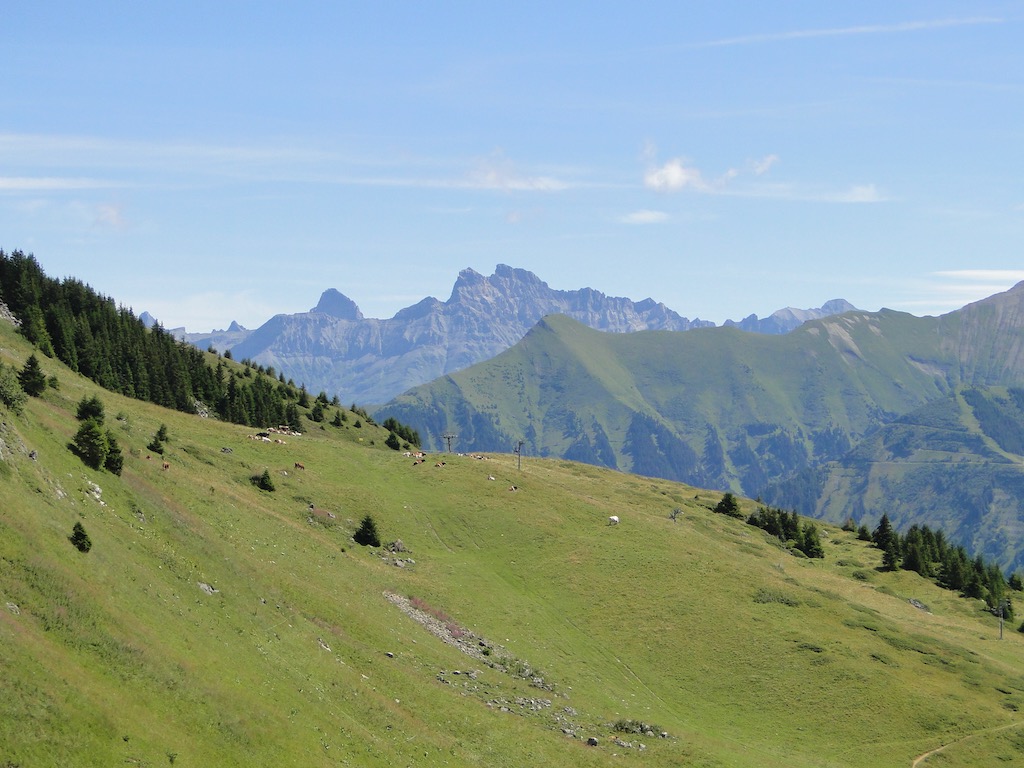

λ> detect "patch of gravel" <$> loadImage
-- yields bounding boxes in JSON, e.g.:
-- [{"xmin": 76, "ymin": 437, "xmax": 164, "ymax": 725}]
[
  {"xmin": 384, "ymin": 592, "xmax": 491, "ymax": 663},
  {"xmin": 384, "ymin": 591, "xmax": 553, "ymax": 691}
]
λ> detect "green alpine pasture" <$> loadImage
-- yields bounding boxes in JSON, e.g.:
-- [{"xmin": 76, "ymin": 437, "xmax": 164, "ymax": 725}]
[{"xmin": 3, "ymin": 320, "xmax": 1024, "ymax": 767}]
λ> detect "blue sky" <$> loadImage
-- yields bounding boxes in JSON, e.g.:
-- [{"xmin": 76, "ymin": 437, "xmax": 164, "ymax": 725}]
[{"xmin": 2, "ymin": 2, "xmax": 1023, "ymax": 331}]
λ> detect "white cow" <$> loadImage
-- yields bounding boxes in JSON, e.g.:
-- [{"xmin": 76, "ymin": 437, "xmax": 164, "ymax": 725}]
[{"xmin": 608, "ymin": 515, "xmax": 619, "ymax": 525}]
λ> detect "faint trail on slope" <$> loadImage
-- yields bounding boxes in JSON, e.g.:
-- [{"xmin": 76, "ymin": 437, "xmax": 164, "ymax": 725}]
[{"xmin": 911, "ymin": 720, "xmax": 1024, "ymax": 767}]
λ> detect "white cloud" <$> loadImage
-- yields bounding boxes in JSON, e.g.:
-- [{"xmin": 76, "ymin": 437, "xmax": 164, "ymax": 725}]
[
  {"xmin": 620, "ymin": 209, "xmax": 669, "ymax": 224},
  {"xmin": 752, "ymin": 154, "xmax": 779, "ymax": 175},
  {"xmin": 466, "ymin": 153, "xmax": 570, "ymax": 192},
  {"xmin": 826, "ymin": 184, "xmax": 886, "ymax": 203},
  {"xmin": 94, "ymin": 203, "xmax": 126, "ymax": 229},
  {"xmin": 644, "ymin": 158, "xmax": 709, "ymax": 192}
]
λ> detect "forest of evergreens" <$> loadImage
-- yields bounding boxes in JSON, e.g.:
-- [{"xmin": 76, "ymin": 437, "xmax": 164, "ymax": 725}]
[{"xmin": 0, "ymin": 249, "xmax": 417, "ymax": 445}]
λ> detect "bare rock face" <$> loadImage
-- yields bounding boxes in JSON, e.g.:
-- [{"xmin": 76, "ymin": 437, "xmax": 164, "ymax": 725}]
[{"xmin": 228, "ymin": 265, "xmax": 713, "ymax": 404}]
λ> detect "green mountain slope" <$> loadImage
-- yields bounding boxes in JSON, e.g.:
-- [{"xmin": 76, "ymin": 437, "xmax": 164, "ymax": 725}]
[
  {"xmin": 769, "ymin": 386, "xmax": 1024, "ymax": 571},
  {"xmin": 5, "ymin": 315, "xmax": 1024, "ymax": 767},
  {"xmin": 377, "ymin": 285, "xmax": 1024, "ymax": 566}
]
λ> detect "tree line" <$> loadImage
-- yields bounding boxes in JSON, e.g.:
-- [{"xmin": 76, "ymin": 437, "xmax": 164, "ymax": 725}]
[
  {"xmin": 859, "ymin": 513, "xmax": 1019, "ymax": 620},
  {"xmin": 0, "ymin": 249, "xmax": 418, "ymax": 444}
]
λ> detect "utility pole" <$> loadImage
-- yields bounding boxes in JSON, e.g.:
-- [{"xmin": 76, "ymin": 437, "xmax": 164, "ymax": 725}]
[
  {"xmin": 514, "ymin": 440, "xmax": 524, "ymax": 471},
  {"xmin": 441, "ymin": 432, "xmax": 457, "ymax": 453}
]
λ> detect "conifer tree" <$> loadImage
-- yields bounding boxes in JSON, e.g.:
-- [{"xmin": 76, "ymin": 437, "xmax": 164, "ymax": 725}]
[
  {"xmin": 18, "ymin": 354, "xmax": 47, "ymax": 396},
  {"xmin": 713, "ymin": 492, "xmax": 742, "ymax": 518},
  {"xmin": 104, "ymin": 430, "xmax": 124, "ymax": 475},
  {"xmin": 882, "ymin": 537, "xmax": 902, "ymax": 571},
  {"xmin": 72, "ymin": 418, "xmax": 109, "ymax": 470},
  {"xmin": 872, "ymin": 514, "xmax": 896, "ymax": 550},
  {"xmin": 69, "ymin": 521, "xmax": 92, "ymax": 553},
  {"xmin": 76, "ymin": 395, "xmax": 105, "ymax": 422},
  {"xmin": 0, "ymin": 363, "xmax": 28, "ymax": 413},
  {"xmin": 354, "ymin": 514, "xmax": 381, "ymax": 547}
]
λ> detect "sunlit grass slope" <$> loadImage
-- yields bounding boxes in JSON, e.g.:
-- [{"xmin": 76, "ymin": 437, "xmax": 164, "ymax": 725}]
[{"xmin": 2, "ymin": 320, "xmax": 1024, "ymax": 767}]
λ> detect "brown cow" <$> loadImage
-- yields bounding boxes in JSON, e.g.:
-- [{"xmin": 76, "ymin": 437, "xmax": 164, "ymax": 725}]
[
  {"xmin": 162, "ymin": 461, "xmax": 170, "ymax": 470},
  {"xmin": 294, "ymin": 462, "xmax": 305, "ymax": 470}
]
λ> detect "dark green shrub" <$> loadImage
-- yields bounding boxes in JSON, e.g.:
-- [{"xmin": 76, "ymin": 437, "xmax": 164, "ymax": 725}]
[{"xmin": 385, "ymin": 432, "xmax": 401, "ymax": 451}]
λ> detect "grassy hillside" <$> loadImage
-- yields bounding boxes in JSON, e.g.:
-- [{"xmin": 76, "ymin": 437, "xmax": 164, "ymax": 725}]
[
  {"xmin": 4, "ymin": 319, "xmax": 1024, "ymax": 767},
  {"xmin": 377, "ymin": 311, "xmax": 956, "ymax": 488}
]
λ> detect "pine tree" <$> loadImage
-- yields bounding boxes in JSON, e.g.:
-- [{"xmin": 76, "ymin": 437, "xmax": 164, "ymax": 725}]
[
  {"xmin": 385, "ymin": 432, "xmax": 401, "ymax": 451},
  {"xmin": 76, "ymin": 395, "xmax": 105, "ymax": 422},
  {"xmin": 713, "ymin": 492, "xmax": 742, "ymax": 518},
  {"xmin": 882, "ymin": 538, "xmax": 902, "ymax": 571},
  {"xmin": 18, "ymin": 354, "xmax": 47, "ymax": 397},
  {"xmin": 872, "ymin": 514, "xmax": 896, "ymax": 549},
  {"xmin": 354, "ymin": 514, "xmax": 381, "ymax": 547},
  {"xmin": 69, "ymin": 522, "xmax": 92, "ymax": 553},
  {"xmin": 799, "ymin": 523, "xmax": 825, "ymax": 558},
  {"xmin": 104, "ymin": 430, "xmax": 124, "ymax": 475},
  {"xmin": 73, "ymin": 418, "xmax": 109, "ymax": 470},
  {"xmin": 0, "ymin": 363, "xmax": 28, "ymax": 413}
]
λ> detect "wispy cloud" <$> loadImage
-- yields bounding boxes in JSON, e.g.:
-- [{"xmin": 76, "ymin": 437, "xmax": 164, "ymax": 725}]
[
  {"xmin": 692, "ymin": 17, "xmax": 1002, "ymax": 49},
  {"xmin": 620, "ymin": 209, "xmax": 669, "ymax": 224},
  {"xmin": 934, "ymin": 269, "xmax": 1024, "ymax": 284},
  {"xmin": 93, "ymin": 203, "xmax": 126, "ymax": 229},
  {"xmin": 751, "ymin": 154, "xmax": 779, "ymax": 175},
  {"xmin": 642, "ymin": 149, "xmax": 883, "ymax": 203},
  {"xmin": 0, "ymin": 176, "xmax": 123, "ymax": 191},
  {"xmin": 0, "ymin": 133, "xmax": 579, "ymax": 194},
  {"xmin": 825, "ymin": 184, "xmax": 886, "ymax": 203}
]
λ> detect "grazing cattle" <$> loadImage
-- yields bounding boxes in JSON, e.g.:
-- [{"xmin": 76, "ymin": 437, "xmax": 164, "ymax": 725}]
[
  {"xmin": 608, "ymin": 515, "xmax": 619, "ymax": 525},
  {"xmin": 162, "ymin": 461, "xmax": 170, "ymax": 471},
  {"xmin": 294, "ymin": 462, "xmax": 305, "ymax": 470},
  {"xmin": 508, "ymin": 485, "xmax": 518, "ymax": 492}
]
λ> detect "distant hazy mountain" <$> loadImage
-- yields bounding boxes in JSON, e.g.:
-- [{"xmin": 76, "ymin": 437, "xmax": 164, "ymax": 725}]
[
  {"xmin": 376, "ymin": 282, "xmax": 1024, "ymax": 570},
  {"xmin": 174, "ymin": 320, "xmax": 250, "ymax": 354},
  {"xmin": 226, "ymin": 265, "xmax": 716, "ymax": 403},
  {"xmin": 210, "ymin": 265, "xmax": 854, "ymax": 404},
  {"xmin": 723, "ymin": 299, "xmax": 858, "ymax": 334}
]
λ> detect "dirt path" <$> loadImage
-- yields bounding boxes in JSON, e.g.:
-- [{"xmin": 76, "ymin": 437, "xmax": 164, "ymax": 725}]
[{"xmin": 911, "ymin": 720, "xmax": 1024, "ymax": 767}]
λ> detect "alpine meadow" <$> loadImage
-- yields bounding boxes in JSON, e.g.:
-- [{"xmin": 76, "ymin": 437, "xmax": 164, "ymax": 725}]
[{"xmin": 4, "ymin": 254, "xmax": 1024, "ymax": 767}]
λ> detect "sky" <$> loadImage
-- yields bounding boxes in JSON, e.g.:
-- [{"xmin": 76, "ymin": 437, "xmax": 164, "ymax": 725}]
[{"xmin": 2, "ymin": 2, "xmax": 1023, "ymax": 332}]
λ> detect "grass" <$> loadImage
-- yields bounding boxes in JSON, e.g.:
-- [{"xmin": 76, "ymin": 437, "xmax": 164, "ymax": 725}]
[{"xmin": 2, "ymin": 320, "xmax": 1024, "ymax": 767}]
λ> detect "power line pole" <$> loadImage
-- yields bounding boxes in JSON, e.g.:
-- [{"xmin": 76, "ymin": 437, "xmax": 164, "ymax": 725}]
[
  {"xmin": 441, "ymin": 432, "xmax": 457, "ymax": 453},
  {"xmin": 514, "ymin": 440, "xmax": 524, "ymax": 471}
]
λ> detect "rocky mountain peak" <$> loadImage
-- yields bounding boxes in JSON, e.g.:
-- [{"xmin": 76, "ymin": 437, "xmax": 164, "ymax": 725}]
[{"xmin": 311, "ymin": 289, "xmax": 363, "ymax": 320}]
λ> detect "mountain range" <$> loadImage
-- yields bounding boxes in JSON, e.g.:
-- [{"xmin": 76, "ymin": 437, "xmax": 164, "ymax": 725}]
[
  {"xmin": 377, "ymin": 283, "xmax": 1024, "ymax": 571},
  {"xmin": 174, "ymin": 265, "xmax": 855, "ymax": 404}
]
